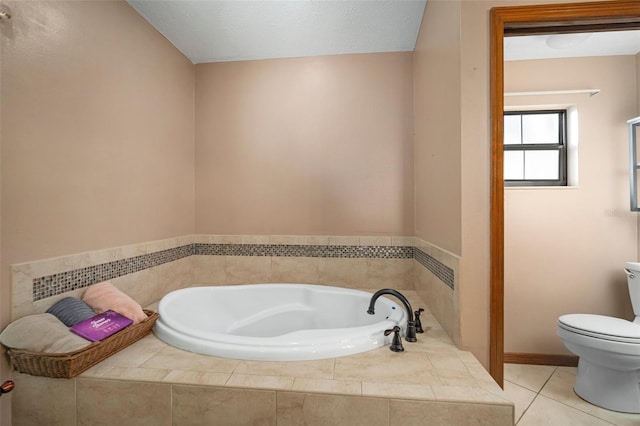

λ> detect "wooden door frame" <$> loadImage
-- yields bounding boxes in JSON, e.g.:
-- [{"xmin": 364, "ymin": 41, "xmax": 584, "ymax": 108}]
[{"xmin": 489, "ymin": 0, "xmax": 640, "ymax": 386}]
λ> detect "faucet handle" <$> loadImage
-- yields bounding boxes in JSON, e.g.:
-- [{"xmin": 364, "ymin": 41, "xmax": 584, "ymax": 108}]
[
  {"xmin": 384, "ymin": 326, "xmax": 404, "ymax": 352},
  {"xmin": 414, "ymin": 308, "xmax": 425, "ymax": 333},
  {"xmin": 0, "ymin": 380, "xmax": 15, "ymax": 396}
]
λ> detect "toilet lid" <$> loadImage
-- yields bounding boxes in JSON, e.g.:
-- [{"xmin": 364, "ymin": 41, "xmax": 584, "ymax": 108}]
[{"xmin": 558, "ymin": 314, "xmax": 640, "ymax": 343}]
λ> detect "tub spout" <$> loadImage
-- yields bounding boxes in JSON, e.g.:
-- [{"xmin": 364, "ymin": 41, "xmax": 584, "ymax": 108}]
[{"xmin": 367, "ymin": 289, "xmax": 417, "ymax": 342}]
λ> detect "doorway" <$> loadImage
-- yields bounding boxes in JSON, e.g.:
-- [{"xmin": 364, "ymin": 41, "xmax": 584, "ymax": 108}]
[{"xmin": 489, "ymin": 0, "xmax": 640, "ymax": 386}]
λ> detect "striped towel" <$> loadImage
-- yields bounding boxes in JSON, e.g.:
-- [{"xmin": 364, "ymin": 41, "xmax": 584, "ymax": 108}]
[{"xmin": 46, "ymin": 297, "xmax": 96, "ymax": 327}]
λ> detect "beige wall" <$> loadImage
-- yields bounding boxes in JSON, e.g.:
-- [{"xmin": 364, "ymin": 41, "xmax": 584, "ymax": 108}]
[
  {"xmin": 194, "ymin": 53, "xmax": 414, "ymax": 236},
  {"xmin": 504, "ymin": 56, "xmax": 637, "ymax": 354},
  {"xmin": 0, "ymin": 1, "xmax": 194, "ymax": 422},
  {"xmin": 413, "ymin": 0, "xmax": 462, "ymax": 256}
]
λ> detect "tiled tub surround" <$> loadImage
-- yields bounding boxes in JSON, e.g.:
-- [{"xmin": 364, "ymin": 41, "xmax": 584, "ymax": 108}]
[
  {"xmin": 11, "ymin": 236, "xmax": 458, "ymax": 341},
  {"xmin": 12, "ymin": 291, "xmax": 513, "ymax": 426}
]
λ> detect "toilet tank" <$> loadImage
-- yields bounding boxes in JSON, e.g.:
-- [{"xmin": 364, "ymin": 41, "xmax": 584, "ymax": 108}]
[{"xmin": 625, "ymin": 262, "xmax": 640, "ymax": 317}]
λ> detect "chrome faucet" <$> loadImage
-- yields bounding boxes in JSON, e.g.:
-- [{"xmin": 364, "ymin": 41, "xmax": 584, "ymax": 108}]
[{"xmin": 367, "ymin": 289, "xmax": 417, "ymax": 342}]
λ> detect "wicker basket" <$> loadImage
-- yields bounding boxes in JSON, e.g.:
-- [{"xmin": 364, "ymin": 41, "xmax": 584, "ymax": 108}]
[{"xmin": 6, "ymin": 309, "xmax": 159, "ymax": 379}]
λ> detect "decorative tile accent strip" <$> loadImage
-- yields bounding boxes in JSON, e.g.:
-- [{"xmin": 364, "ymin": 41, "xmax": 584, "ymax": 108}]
[
  {"xmin": 193, "ymin": 243, "xmax": 414, "ymax": 259},
  {"xmin": 414, "ymin": 247, "xmax": 455, "ymax": 289},
  {"xmin": 32, "ymin": 245, "xmax": 194, "ymax": 301},
  {"xmin": 31, "ymin": 243, "xmax": 452, "ymax": 301}
]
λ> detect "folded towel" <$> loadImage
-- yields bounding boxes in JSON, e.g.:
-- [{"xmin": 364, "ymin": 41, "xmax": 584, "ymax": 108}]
[
  {"xmin": 46, "ymin": 297, "xmax": 96, "ymax": 327},
  {"xmin": 82, "ymin": 281, "xmax": 147, "ymax": 324},
  {"xmin": 0, "ymin": 313, "xmax": 91, "ymax": 353}
]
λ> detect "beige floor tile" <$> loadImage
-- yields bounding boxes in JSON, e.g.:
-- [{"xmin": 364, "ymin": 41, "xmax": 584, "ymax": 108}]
[
  {"xmin": 362, "ymin": 381, "xmax": 435, "ymax": 400},
  {"xmin": 97, "ymin": 333, "xmax": 168, "ymax": 367},
  {"xmin": 503, "ymin": 380, "xmax": 537, "ymax": 423},
  {"xmin": 162, "ymin": 369, "xmax": 230, "ymax": 386},
  {"xmin": 292, "ymin": 378, "xmax": 362, "ymax": 395},
  {"xmin": 431, "ymin": 384, "xmax": 511, "ymax": 404},
  {"xmin": 335, "ymin": 349, "xmax": 439, "ymax": 384},
  {"xmin": 227, "ymin": 373, "xmax": 295, "ymax": 390},
  {"xmin": 234, "ymin": 358, "xmax": 335, "ymax": 379},
  {"xmin": 504, "ymin": 363, "xmax": 556, "ymax": 392},
  {"xmin": 540, "ymin": 368, "xmax": 640, "ymax": 426},
  {"xmin": 518, "ymin": 394, "xmax": 615, "ymax": 426},
  {"xmin": 142, "ymin": 345, "xmax": 240, "ymax": 373},
  {"xmin": 99, "ymin": 366, "xmax": 170, "ymax": 381},
  {"xmin": 80, "ymin": 363, "xmax": 115, "ymax": 378}
]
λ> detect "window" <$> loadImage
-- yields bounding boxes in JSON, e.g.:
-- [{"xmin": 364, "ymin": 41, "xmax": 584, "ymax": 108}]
[{"xmin": 504, "ymin": 110, "xmax": 567, "ymax": 186}]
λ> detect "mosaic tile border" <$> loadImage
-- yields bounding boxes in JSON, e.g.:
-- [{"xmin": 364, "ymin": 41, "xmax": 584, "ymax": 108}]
[
  {"xmin": 32, "ymin": 243, "xmax": 453, "ymax": 301},
  {"xmin": 414, "ymin": 247, "xmax": 455, "ymax": 290},
  {"xmin": 192, "ymin": 243, "xmax": 414, "ymax": 258}
]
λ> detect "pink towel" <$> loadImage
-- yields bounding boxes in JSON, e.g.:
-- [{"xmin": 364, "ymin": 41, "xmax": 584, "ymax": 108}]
[{"xmin": 82, "ymin": 281, "xmax": 147, "ymax": 324}]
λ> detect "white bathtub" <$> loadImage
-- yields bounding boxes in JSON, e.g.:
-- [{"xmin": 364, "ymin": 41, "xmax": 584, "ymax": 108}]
[{"xmin": 153, "ymin": 284, "xmax": 407, "ymax": 361}]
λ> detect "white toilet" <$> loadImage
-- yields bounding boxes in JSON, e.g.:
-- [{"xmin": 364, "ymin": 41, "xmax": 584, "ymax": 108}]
[{"xmin": 557, "ymin": 262, "xmax": 640, "ymax": 413}]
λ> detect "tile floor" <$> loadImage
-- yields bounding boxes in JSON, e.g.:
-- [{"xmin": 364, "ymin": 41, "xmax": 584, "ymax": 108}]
[{"xmin": 504, "ymin": 363, "xmax": 640, "ymax": 425}]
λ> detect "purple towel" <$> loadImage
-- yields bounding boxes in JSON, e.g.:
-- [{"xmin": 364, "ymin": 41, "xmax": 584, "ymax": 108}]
[{"xmin": 46, "ymin": 297, "xmax": 96, "ymax": 327}]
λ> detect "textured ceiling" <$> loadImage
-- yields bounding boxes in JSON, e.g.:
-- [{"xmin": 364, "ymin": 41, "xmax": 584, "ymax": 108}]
[
  {"xmin": 505, "ymin": 30, "xmax": 640, "ymax": 61},
  {"xmin": 127, "ymin": 0, "xmax": 427, "ymax": 64},
  {"xmin": 126, "ymin": 1, "xmax": 640, "ymax": 65}
]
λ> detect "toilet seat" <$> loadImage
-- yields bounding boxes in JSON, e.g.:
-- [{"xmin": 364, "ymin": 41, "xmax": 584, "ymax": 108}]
[{"xmin": 558, "ymin": 314, "xmax": 640, "ymax": 344}]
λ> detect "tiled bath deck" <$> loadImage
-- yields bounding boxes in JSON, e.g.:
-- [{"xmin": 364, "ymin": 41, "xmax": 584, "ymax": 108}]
[{"xmin": 12, "ymin": 290, "xmax": 514, "ymax": 425}]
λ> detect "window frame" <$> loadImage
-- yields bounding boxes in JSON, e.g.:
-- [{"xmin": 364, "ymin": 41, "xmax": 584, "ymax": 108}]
[{"xmin": 504, "ymin": 109, "xmax": 568, "ymax": 187}]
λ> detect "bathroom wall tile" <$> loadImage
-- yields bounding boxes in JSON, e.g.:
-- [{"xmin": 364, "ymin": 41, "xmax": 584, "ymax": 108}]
[
  {"xmin": 113, "ymin": 256, "xmax": 193, "ymax": 308},
  {"xmin": 227, "ymin": 373, "xmax": 294, "ymax": 390},
  {"xmin": 414, "ymin": 263, "xmax": 458, "ymax": 345},
  {"xmin": 318, "ymin": 258, "xmax": 367, "ymax": 288},
  {"xmin": 389, "ymin": 399, "xmax": 513, "ymax": 426},
  {"xmin": 391, "ymin": 236, "xmax": 415, "ymax": 247},
  {"xmin": 211, "ymin": 234, "xmax": 243, "ymax": 244},
  {"xmin": 12, "ymin": 372, "xmax": 77, "ymax": 426},
  {"xmin": 10, "ymin": 270, "xmax": 33, "ymax": 316},
  {"xmin": 192, "ymin": 254, "xmax": 226, "ymax": 284},
  {"xmin": 270, "ymin": 235, "xmax": 300, "ymax": 245},
  {"xmin": 298, "ymin": 235, "xmax": 329, "ymax": 245},
  {"xmin": 367, "ymin": 258, "xmax": 414, "ymax": 290},
  {"xmin": 225, "ymin": 255, "xmax": 272, "ymax": 284},
  {"xmin": 234, "ymin": 359, "xmax": 335, "ymax": 379},
  {"xmin": 77, "ymin": 378, "xmax": 172, "ymax": 426},
  {"xmin": 271, "ymin": 256, "xmax": 320, "ymax": 284},
  {"xmin": 328, "ymin": 235, "xmax": 360, "ymax": 246},
  {"xmin": 360, "ymin": 236, "xmax": 392, "ymax": 246},
  {"xmin": 142, "ymin": 346, "xmax": 240, "ymax": 373},
  {"xmin": 276, "ymin": 392, "xmax": 389, "ymax": 426},
  {"xmin": 292, "ymin": 378, "xmax": 362, "ymax": 395},
  {"xmin": 242, "ymin": 235, "xmax": 271, "ymax": 244},
  {"xmin": 362, "ymin": 382, "xmax": 435, "ymax": 400},
  {"xmin": 172, "ymin": 385, "xmax": 276, "ymax": 426},
  {"xmin": 413, "ymin": 237, "xmax": 432, "ymax": 256},
  {"xmin": 162, "ymin": 369, "xmax": 230, "ymax": 386}
]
